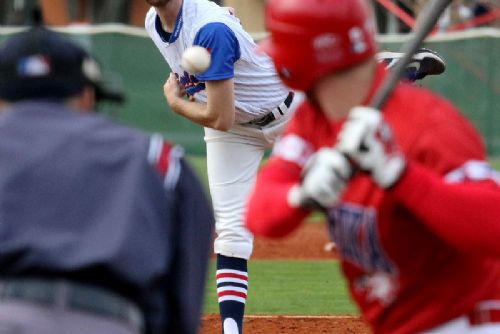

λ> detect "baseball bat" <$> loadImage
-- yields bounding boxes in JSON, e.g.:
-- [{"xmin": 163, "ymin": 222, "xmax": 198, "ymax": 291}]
[
  {"xmin": 337, "ymin": 0, "xmax": 453, "ymax": 183},
  {"xmin": 370, "ymin": 0, "xmax": 453, "ymax": 109},
  {"xmin": 302, "ymin": 0, "xmax": 453, "ymax": 210}
]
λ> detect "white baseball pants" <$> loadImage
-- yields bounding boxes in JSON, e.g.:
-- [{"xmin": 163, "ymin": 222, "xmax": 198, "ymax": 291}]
[{"xmin": 204, "ymin": 94, "xmax": 303, "ymax": 260}]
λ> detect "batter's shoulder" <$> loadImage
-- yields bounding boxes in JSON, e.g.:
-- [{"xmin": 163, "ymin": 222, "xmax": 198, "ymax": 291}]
[
  {"xmin": 391, "ymin": 83, "xmax": 479, "ymax": 137},
  {"xmin": 387, "ymin": 85, "xmax": 486, "ymax": 173},
  {"xmin": 286, "ymin": 100, "xmax": 317, "ymax": 134},
  {"xmin": 285, "ymin": 100, "xmax": 334, "ymax": 148}
]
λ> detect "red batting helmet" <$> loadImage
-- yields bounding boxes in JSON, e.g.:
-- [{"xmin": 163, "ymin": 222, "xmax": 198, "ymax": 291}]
[{"xmin": 259, "ymin": 0, "xmax": 378, "ymax": 92}]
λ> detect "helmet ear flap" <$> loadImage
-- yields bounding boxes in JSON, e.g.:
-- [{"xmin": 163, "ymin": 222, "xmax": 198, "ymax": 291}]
[{"xmin": 260, "ymin": 0, "xmax": 378, "ymax": 92}]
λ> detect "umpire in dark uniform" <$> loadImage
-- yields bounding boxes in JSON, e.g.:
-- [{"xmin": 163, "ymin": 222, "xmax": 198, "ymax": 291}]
[{"xmin": 0, "ymin": 26, "xmax": 214, "ymax": 334}]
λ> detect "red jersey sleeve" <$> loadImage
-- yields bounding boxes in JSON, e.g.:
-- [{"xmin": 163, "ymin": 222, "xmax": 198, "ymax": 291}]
[
  {"xmin": 245, "ymin": 158, "xmax": 310, "ymax": 237},
  {"xmin": 388, "ymin": 90, "xmax": 500, "ymax": 257},
  {"xmin": 394, "ymin": 162, "xmax": 500, "ymax": 257},
  {"xmin": 245, "ymin": 102, "xmax": 319, "ymax": 238}
]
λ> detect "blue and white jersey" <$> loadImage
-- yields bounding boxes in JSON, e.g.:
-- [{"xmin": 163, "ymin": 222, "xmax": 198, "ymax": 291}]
[{"xmin": 145, "ymin": 0, "xmax": 290, "ymax": 123}]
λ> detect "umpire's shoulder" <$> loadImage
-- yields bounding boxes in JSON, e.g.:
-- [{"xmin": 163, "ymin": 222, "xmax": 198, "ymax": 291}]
[
  {"xmin": 81, "ymin": 114, "xmax": 188, "ymax": 189},
  {"xmin": 79, "ymin": 111, "xmax": 150, "ymax": 145}
]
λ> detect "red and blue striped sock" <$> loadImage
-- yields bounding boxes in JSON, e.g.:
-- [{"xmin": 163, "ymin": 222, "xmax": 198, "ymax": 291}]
[{"xmin": 216, "ymin": 254, "xmax": 248, "ymax": 334}]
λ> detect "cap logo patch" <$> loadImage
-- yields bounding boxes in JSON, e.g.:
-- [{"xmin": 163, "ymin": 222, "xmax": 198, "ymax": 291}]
[
  {"xmin": 313, "ymin": 33, "xmax": 338, "ymax": 50},
  {"xmin": 17, "ymin": 55, "xmax": 51, "ymax": 77},
  {"xmin": 313, "ymin": 33, "xmax": 341, "ymax": 63},
  {"xmin": 82, "ymin": 57, "xmax": 102, "ymax": 83},
  {"xmin": 349, "ymin": 27, "xmax": 367, "ymax": 54}
]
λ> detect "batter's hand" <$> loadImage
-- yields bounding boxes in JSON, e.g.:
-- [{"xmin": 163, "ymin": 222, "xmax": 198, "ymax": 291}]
[
  {"xmin": 336, "ymin": 106, "xmax": 406, "ymax": 188},
  {"xmin": 288, "ymin": 148, "xmax": 351, "ymax": 209}
]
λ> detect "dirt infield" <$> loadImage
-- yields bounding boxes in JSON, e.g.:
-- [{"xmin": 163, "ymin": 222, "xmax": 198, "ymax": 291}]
[
  {"xmin": 201, "ymin": 314, "xmax": 370, "ymax": 334},
  {"xmin": 200, "ymin": 223, "xmax": 372, "ymax": 334}
]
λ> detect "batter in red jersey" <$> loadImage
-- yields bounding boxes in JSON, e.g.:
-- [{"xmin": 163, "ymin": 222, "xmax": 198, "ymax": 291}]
[{"xmin": 245, "ymin": 1, "xmax": 500, "ymax": 333}]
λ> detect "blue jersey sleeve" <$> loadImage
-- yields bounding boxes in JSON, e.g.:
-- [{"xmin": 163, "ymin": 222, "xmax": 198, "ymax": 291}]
[{"xmin": 193, "ymin": 22, "xmax": 241, "ymax": 81}]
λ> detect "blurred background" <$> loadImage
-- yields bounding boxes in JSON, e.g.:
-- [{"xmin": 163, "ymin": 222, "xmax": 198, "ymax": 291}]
[
  {"xmin": 1, "ymin": 0, "xmax": 498, "ymax": 32},
  {"xmin": 0, "ymin": 0, "xmax": 499, "ymax": 156}
]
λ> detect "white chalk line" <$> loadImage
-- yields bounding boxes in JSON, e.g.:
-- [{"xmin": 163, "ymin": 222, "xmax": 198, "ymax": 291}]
[{"xmin": 243, "ymin": 315, "xmax": 359, "ymax": 319}]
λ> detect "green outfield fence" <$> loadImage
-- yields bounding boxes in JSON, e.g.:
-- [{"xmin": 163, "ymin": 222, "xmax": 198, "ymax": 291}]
[{"xmin": 1, "ymin": 26, "xmax": 499, "ymax": 156}]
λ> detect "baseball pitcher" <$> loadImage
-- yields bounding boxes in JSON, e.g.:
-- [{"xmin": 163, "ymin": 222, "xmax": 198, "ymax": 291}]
[{"xmin": 144, "ymin": 1, "xmax": 448, "ymax": 333}]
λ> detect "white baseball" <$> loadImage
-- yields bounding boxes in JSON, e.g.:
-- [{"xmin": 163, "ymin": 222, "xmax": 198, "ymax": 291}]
[
  {"xmin": 181, "ymin": 46, "xmax": 211, "ymax": 74},
  {"xmin": 323, "ymin": 241, "xmax": 337, "ymax": 253}
]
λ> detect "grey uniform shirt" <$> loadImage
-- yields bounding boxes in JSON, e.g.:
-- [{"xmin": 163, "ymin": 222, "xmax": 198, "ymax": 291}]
[{"xmin": 0, "ymin": 101, "xmax": 213, "ymax": 334}]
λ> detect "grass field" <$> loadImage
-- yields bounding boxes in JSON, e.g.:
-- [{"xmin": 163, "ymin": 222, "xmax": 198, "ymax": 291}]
[
  {"xmin": 188, "ymin": 156, "xmax": 500, "ymax": 316},
  {"xmin": 204, "ymin": 260, "xmax": 357, "ymax": 315}
]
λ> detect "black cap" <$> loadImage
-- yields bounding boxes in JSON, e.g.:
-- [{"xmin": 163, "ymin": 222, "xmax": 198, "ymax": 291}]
[{"xmin": 0, "ymin": 27, "xmax": 124, "ymax": 103}]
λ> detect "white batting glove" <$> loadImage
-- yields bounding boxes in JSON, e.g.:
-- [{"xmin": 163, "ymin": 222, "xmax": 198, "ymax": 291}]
[
  {"xmin": 288, "ymin": 148, "xmax": 352, "ymax": 209},
  {"xmin": 336, "ymin": 106, "xmax": 406, "ymax": 188}
]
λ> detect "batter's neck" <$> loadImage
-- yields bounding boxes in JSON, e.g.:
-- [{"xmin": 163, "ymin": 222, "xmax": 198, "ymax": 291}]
[{"xmin": 313, "ymin": 59, "xmax": 377, "ymax": 121}]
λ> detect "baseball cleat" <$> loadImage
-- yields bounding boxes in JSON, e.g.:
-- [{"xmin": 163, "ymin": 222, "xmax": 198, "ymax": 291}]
[{"xmin": 376, "ymin": 48, "xmax": 446, "ymax": 82}]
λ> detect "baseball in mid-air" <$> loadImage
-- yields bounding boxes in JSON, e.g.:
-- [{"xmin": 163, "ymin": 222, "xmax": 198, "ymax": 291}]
[{"xmin": 181, "ymin": 46, "xmax": 211, "ymax": 74}]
